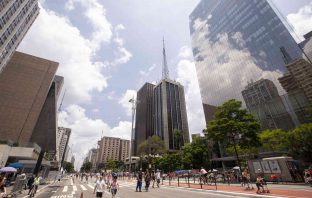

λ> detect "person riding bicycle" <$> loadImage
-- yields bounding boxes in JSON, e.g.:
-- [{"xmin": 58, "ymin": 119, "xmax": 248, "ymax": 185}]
[{"xmin": 200, "ymin": 167, "xmax": 208, "ymax": 183}]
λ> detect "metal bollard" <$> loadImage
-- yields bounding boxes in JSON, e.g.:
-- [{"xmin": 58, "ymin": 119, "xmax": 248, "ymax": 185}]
[
  {"xmin": 178, "ymin": 176, "xmax": 180, "ymax": 187},
  {"xmin": 187, "ymin": 173, "xmax": 190, "ymax": 188},
  {"xmin": 200, "ymin": 176, "xmax": 202, "ymax": 189},
  {"xmin": 169, "ymin": 176, "xmax": 171, "ymax": 186}
]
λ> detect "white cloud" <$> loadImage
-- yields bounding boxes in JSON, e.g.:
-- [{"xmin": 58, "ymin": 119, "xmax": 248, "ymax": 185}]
[
  {"xmin": 176, "ymin": 47, "xmax": 206, "ymax": 135},
  {"xmin": 18, "ymin": 6, "xmax": 108, "ymax": 104},
  {"xmin": 287, "ymin": 2, "xmax": 312, "ymax": 40},
  {"xmin": 65, "ymin": 0, "xmax": 75, "ymax": 11},
  {"xmin": 178, "ymin": 46, "xmax": 192, "ymax": 59},
  {"xmin": 139, "ymin": 64, "xmax": 157, "ymax": 76},
  {"xmin": 59, "ymin": 104, "xmax": 131, "ymax": 168},
  {"xmin": 111, "ymin": 24, "xmax": 132, "ymax": 66},
  {"xmin": 118, "ymin": 89, "xmax": 137, "ymax": 116},
  {"xmin": 111, "ymin": 47, "xmax": 133, "ymax": 66},
  {"xmin": 65, "ymin": 0, "xmax": 113, "ymax": 51}
]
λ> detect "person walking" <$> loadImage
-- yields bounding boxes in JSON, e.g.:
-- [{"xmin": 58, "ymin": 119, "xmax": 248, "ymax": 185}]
[
  {"xmin": 156, "ymin": 169, "xmax": 161, "ymax": 188},
  {"xmin": 27, "ymin": 175, "xmax": 34, "ymax": 193},
  {"xmin": 136, "ymin": 169, "xmax": 143, "ymax": 192},
  {"xmin": 144, "ymin": 170, "xmax": 151, "ymax": 192},
  {"xmin": 151, "ymin": 171, "xmax": 156, "ymax": 188},
  {"xmin": 0, "ymin": 176, "xmax": 6, "ymax": 198},
  {"xmin": 86, "ymin": 174, "xmax": 89, "ymax": 184},
  {"xmin": 110, "ymin": 178, "xmax": 119, "ymax": 198},
  {"xmin": 93, "ymin": 176, "xmax": 105, "ymax": 198}
]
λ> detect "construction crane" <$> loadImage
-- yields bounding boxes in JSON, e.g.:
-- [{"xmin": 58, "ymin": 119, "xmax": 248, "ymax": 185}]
[{"xmin": 58, "ymin": 89, "xmax": 66, "ymax": 112}]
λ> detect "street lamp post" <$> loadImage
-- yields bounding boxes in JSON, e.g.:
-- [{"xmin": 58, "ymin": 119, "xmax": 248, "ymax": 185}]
[{"xmin": 129, "ymin": 97, "xmax": 137, "ymax": 173}]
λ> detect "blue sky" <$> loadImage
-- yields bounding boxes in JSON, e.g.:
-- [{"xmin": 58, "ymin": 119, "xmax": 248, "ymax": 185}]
[{"xmin": 18, "ymin": 0, "xmax": 312, "ymax": 168}]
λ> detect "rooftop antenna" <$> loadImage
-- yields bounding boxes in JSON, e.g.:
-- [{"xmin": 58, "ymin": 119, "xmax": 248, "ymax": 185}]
[{"xmin": 162, "ymin": 37, "xmax": 170, "ymax": 80}]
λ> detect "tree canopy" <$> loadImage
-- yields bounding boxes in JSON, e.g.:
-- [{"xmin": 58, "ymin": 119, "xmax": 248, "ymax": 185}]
[
  {"xmin": 63, "ymin": 161, "xmax": 75, "ymax": 173},
  {"xmin": 287, "ymin": 123, "xmax": 312, "ymax": 163},
  {"xmin": 137, "ymin": 135, "xmax": 165, "ymax": 155},
  {"xmin": 205, "ymin": 99, "xmax": 262, "ymax": 150},
  {"xmin": 80, "ymin": 162, "xmax": 92, "ymax": 172},
  {"xmin": 259, "ymin": 129, "xmax": 288, "ymax": 152},
  {"xmin": 204, "ymin": 99, "xmax": 262, "ymax": 170},
  {"xmin": 181, "ymin": 137, "xmax": 211, "ymax": 169}
]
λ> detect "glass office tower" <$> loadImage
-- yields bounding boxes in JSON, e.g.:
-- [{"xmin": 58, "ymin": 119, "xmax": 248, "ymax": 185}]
[{"xmin": 190, "ymin": 0, "xmax": 308, "ymax": 130}]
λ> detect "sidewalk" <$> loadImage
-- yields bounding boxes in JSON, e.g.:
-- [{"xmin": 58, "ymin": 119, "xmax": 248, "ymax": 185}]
[
  {"xmin": 6, "ymin": 179, "xmax": 57, "ymax": 198},
  {"xmin": 163, "ymin": 181, "xmax": 312, "ymax": 198}
]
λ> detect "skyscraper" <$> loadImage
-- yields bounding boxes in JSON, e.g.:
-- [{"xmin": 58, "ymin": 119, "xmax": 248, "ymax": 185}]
[
  {"xmin": 299, "ymin": 31, "xmax": 312, "ymax": 62},
  {"xmin": 0, "ymin": 51, "xmax": 58, "ymax": 145},
  {"xmin": 190, "ymin": 0, "xmax": 304, "ymax": 127},
  {"xmin": 241, "ymin": 79, "xmax": 294, "ymax": 131},
  {"xmin": 30, "ymin": 75, "xmax": 64, "ymax": 160},
  {"xmin": 153, "ymin": 40, "xmax": 190, "ymax": 151},
  {"xmin": 134, "ymin": 82, "xmax": 155, "ymax": 155},
  {"xmin": 0, "ymin": 0, "xmax": 39, "ymax": 72}
]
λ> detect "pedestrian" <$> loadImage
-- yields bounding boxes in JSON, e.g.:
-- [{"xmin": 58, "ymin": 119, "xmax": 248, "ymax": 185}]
[
  {"xmin": 0, "ymin": 176, "xmax": 6, "ymax": 198},
  {"xmin": 110, "ymin": 178, "xmax": 119, "ymax": 198},
  {"xmin": 93, "ymin": 176, "xmax": 105, "ymax": 198},
  {"xmin": 151, "ymin": 171, "xmax": 156, "ymax": 188},
  {"xmin": 156, "ymin": 169, "xmax": 161, "ymax": 188},
  {"xmin": 136, "ymin": 169, "xmax": 143, "ymax": 192},
  {"xmin": 27, "ymin": 175, "xmax": 34, "ymax": 192},
  {"xmin": 86, "ymin": 174, "xmax": 89, "ymax": 184},
  {"xmin": 107, "ymin": 173, "xmax": 112, "ymax": 192},
  {"xmin": 144, "ymin": 170, "xmax": 151, "ymax": 192}
]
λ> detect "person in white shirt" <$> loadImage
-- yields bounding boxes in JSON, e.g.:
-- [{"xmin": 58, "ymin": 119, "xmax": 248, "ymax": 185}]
[
  {"xmin": 93, "ymin": 176, "xmax": 105, "ymax": 198},
  {"xmin": 156, "ymin": 170, "xmax": 161, "ymax": 188}
]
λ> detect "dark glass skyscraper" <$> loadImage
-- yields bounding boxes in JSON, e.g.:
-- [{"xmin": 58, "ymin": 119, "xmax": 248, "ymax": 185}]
[
  {"xmin": 190, "ymin": 0, "xmax": 306, "ymax": 130},
  {"xmin": 153, "ymin": 79, "xmax": 190, "ymax": 151},
  {"xmin": 134, "ymin": 83, "xmax": 155, "ymax": 155}
]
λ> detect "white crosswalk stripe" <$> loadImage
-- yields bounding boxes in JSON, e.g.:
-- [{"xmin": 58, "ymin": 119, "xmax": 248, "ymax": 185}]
[
  {"xmin": 87, "ymin": 184, "xmax": 94, "ymax": 189},
  {"xmin": 80, "ymin": 185, "xmax": 87, "ymax": 191},
  {"xmin": 62, "ymin": 185, "xmax": 68, "ymax": 192}
]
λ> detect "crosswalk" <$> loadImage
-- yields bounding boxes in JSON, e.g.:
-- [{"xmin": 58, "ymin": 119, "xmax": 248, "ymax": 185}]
[{"xmin": 60, "ymin": 182, "xmax": 136, "ymax": 193}]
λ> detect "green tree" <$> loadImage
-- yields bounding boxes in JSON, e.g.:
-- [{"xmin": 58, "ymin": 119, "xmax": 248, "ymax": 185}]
[
  {"xmin": 137, "ymin": 135, "xmax": 165, "ymax": 156},
  {"xmin": 106, "ymin": 160, "xmax": 116, "ymax": 170},
  {"xmin": 205, "ymin": 99, "xmax": 262, "ymax": 171},
  {"xmin": 181, "ymin": 137, "xmax": 211, "ymax": 169},
  {"xmin": 287, "ymin": 123, "xmax": 312, "ymax": 163},
  {"xmin": 80, "ymin": 162, "xmax": 92, "ymax": 172},
  {"xmin": 63, "ymin": 161, "xmax": 75, "ymax": 173},
  {"xmin": 259, "ymin": 129, "xmax": 288, "ymax": 152},
  {"xmin": 115, "ymin": 161, "xmax": 125, "ymax": 171},
  {"xmin": 157, "ymin": 152, "xmax": 183, "ymax": 172},
  {"xmin": 173, "ymin": 129, "xmax": 184, "ymax": 150}
]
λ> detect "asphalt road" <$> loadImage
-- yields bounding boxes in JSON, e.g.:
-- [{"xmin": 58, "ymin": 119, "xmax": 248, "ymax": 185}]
[{"xmin": 26, "ymin": 177, "xmax": 278, "ymax": 198}]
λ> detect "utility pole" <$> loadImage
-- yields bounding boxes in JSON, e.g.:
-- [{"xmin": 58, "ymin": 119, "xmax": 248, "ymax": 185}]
[{"xmin": 129, "ymin": 97, "xmax": 137, "ymax": 173}]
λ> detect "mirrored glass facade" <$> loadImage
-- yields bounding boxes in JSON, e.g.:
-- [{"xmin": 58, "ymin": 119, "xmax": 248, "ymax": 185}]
[{"xmin": 190, "ymin": 0, "xmax": 310, "ymax": 130}]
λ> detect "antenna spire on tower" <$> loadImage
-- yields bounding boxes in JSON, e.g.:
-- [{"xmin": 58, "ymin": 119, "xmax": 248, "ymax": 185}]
[{"xmin": 162, "ymin": 37, "xmax": 170, "ymax": 80}]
